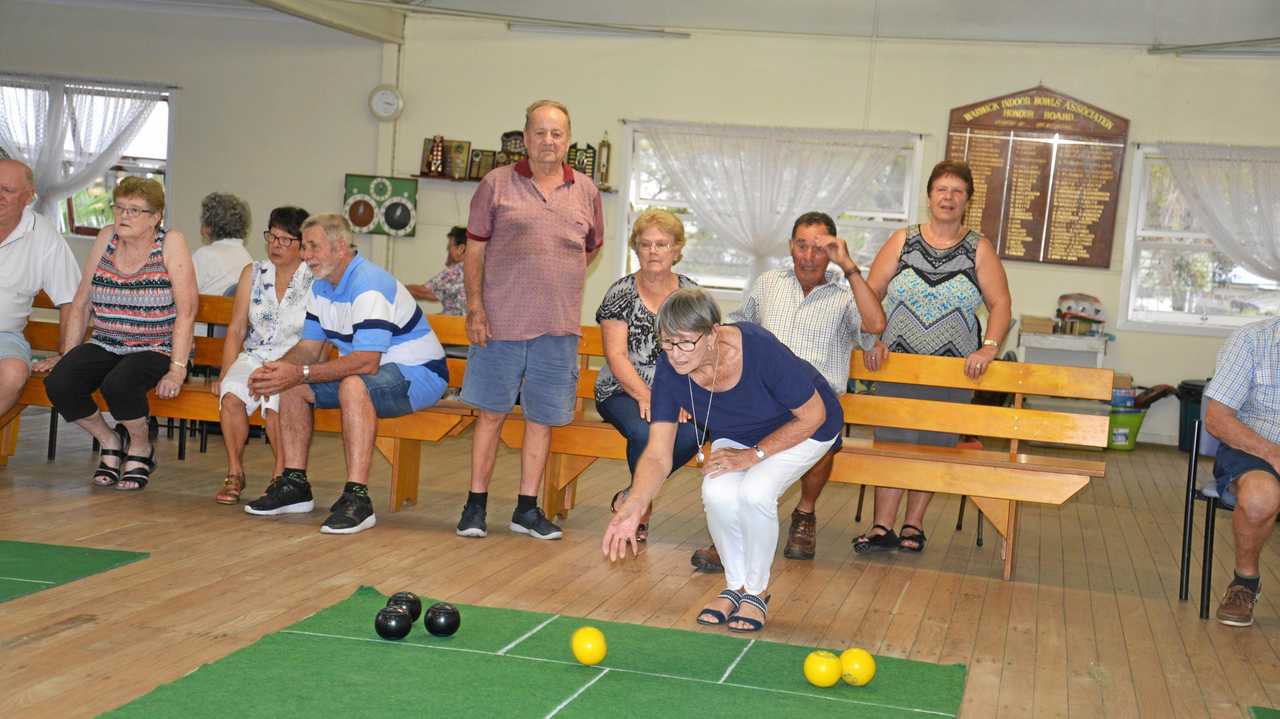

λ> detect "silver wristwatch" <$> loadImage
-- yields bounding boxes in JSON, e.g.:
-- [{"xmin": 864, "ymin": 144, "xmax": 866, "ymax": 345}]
[
  {"xmin": 752, "ymin": 445, "xmax": 766, "ymax": 460},
  {"xmin": 302, "ymin": 365, "xmax": 311, "ymax": 383}
]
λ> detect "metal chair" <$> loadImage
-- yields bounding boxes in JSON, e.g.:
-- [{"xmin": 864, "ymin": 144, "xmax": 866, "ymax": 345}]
[{"xmin": 1178, "ymin": 419, "xmax": 1233, "ymax": 619}]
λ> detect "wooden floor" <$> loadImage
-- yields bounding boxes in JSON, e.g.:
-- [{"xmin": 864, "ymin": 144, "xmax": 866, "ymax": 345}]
[{"xmin": 1, "ymin": 408, "xmax": 1277, "ymax": 718}]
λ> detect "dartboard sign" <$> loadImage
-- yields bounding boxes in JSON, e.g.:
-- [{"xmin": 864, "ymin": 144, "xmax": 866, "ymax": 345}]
[{"xmin": 343, "ymin": 174, "xmax": 419, "ymax": 237}]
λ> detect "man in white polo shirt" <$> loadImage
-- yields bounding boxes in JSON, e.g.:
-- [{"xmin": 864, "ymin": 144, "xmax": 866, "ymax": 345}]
[{"xmin": 0, "ymin": 159, "xmax": 81, "ymax": 419}]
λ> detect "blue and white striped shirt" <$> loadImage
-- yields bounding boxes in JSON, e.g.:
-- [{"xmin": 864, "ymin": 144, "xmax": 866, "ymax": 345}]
[{"xmin": 303, "ymin": 255, "xmax": 447, "ymax": 411}]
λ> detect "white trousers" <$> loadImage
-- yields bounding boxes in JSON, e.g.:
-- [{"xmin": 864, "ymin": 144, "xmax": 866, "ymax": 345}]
[{"xmin": 701, "ymin": 436, "xmax": 836, "ymax": 595}]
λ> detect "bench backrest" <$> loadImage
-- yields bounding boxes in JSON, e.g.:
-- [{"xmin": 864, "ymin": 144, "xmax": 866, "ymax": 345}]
[
  {"xmin": 28, "ymin": 291, "xmax": 235, "ymax": 366},
  {"xmin": 848, "ymin": 350, "xmax": 1113, "ymax": 449}
]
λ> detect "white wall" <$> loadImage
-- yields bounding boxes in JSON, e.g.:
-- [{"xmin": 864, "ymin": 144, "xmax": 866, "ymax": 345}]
[
  {"xmin": 8, "ymin": 5, "xmax": 1275, "ymax": 444},
  {"xmin": 393, "ymin": 16, "xmax": 1277, "ymax": 444},
  {"xmin": 1, "ymin": 0, "xmax": 389, "ymax": 263}
]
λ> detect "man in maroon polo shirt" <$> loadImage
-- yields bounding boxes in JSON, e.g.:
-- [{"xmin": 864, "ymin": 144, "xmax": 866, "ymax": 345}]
[{"xmin": 457, "ymin": 99, "xmax": 604, "ymax": 540}]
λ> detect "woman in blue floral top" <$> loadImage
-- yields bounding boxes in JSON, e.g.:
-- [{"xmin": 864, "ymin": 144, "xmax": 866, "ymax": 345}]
[
  {"xmin": 408, "ymin": 226, "xmax": 467, "ymax": 315},
  {"xmin": 213, "ymin": 206, "xmax": 314, "ymax": 504}
]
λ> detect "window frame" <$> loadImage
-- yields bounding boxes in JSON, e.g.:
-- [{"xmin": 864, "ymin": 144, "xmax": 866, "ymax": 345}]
[
  {"xmin": 63, "ymin": 156, "xmax": 167, "ymax": 237},
  {"xmin": 616, "ymin": 125, "xmax": 922, "ymax": 300},
  {"xmin": 1116, "ymin": 145, "xmax": 1274, "ymax": 338}
]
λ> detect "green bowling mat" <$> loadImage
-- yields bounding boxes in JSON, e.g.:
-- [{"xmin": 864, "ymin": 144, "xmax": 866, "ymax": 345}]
[
  {"xmin": 1251, "ymin": 708, "xmax": 1280, "ymax": 719},
  {"xmin": 103, "ymin": 586, "xmax": 966, "ymax": 718},
  {"xmin": 0, "ymin": 540, "xmax": 148, "ymax": 603}
]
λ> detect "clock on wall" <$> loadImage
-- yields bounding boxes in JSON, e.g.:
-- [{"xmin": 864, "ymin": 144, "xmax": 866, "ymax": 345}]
[{"xmin": 368, "ymin": 84, "xmax": 404, "ymax": 122}]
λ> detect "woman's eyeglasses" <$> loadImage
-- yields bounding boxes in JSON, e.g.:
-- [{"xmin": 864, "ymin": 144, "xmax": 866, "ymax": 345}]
[
  {"xmin": 264, "ymin": 230, "xmax": 299, "ymax": 247},
  {"xmin": 660, "ymin": 334, "xmax": 704, "ymax": 352},
  {"xmin": 112, "ymin": 204, "xmax": 155, "ymax": 218}
]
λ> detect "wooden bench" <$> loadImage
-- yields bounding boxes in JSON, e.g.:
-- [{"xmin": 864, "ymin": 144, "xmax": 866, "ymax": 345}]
[
  {"xmin": 838, "ymin": 351, "xmax": 1112, "ymax": 579},
  {"xmin": 0, "ymin": 294, "xmax": 472, "ymax": 512}
]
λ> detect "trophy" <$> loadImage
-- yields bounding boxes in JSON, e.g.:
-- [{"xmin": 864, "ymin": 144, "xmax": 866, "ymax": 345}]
[{"xmin": 596, "ymin": 132, "xmax": 612, "ymax": 190}]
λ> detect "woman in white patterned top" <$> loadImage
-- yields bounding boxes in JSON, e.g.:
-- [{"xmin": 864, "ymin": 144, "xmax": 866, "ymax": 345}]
[{"xmin": 213, "ymin": 207, "xmax": 315, "ymax": 504}]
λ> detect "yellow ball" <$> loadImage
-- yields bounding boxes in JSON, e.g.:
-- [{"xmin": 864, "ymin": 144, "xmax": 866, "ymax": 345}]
[
  {"xmin": 840, "ymin": 647, "xmax": 876, "ymax": 686},
  {"xmin": 571, "ymin": 626, "xmax": 607, "ymax": 666},
  {"xmin": 803, "ymin": 650, "xmax": 843, "ymax": 688}
]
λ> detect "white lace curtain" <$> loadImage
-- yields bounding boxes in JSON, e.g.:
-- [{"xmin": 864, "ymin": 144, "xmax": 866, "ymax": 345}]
[
  {"xmin": 0, "ymin": 74, "xmax": 166, "ymax": 216},
  {"xmin": 630, "ymin": 119, "xmax": 914, "ymax": 290},
  {"xmin": 1163, "ymin": 142, "xmax": 1280, "ymax": 281}
]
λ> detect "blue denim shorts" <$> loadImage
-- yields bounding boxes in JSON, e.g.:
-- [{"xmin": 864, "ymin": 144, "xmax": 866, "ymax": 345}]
[
  {"xmin": 460, "ymin": 335, "xmax": 579, "ymax": 426},
  {"xmin": 0, "ymin": 330, "xmax": 32, "ymax": 366},
  {"xmin": 311, "ymin": 363, "xmax": 415, "ymax": 419},
  {"xmin": 1213, "ymin": 442, "xmax": 1280, "ymax": 507}
]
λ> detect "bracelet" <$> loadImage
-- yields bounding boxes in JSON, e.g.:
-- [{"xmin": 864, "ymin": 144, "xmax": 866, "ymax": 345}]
[
  {"xmin": 982, "ymin": 338, "xmax": 998, "ymax": 348},
  {"xmin": 171, "ymin": 361, "xmax": 187, "ymax": 371}
]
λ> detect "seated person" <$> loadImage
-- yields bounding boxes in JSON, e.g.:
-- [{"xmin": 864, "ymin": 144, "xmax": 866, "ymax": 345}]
[
  {"xmin": 192, "ymin": 192, "xmax": 253, "ymax": 295},
  {"xmin": 407, "ymin": 226, "xmax": 467, "ymax": 316},
  {"xmin": 603, "ymin": 288, "xmax": 843, "ymax": 633},
  {"xmin": 0, "ymin": 159, "xmax": 81, "ymax": 417},
  {"xmin": 243, "ymin": 214, "xmax": 448, "ymax": 535},
  {"xmin": 212, "ymin": 206, "xmax": 313, "ymax": 504},
  {"xmin": 44, "ymin": 176, "xmax": 197, "ymax": 491},
  {"xmin": 1203, "ymin": 316, "xmax": 1280, "ymax": 627},
  {"xmin": 595, "ymin": 209, "xmax": 701, "ymax": 543}
]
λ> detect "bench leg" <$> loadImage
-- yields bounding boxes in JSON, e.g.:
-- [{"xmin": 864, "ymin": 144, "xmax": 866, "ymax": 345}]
[
  {"xmin": 541, "ymin": 453, "xmax": 596, "ymax": 521},
  {"xmin": 854, "ymin": 484, "xmax": 866, "ymax": 522},
  {"xmin": 970, "ymin": 496, "xmax": 1017, "ymax": 580},
  {"xmin": 956, "ymin": 495, "xmax": 966, "ymax": 530},
  {"xmin": 376, "ymin": 437, "xmax": 422, "ymax": 512},
  {"xmin": 177, "ymin": 419, "xmax": 188, "ymax": 460},
  {"xmin": 48, "ymin": 407, "xmax": 58, "ymax": 460},
  {"xmin": 0, "ymin": 406, "xmax": 22, "ymax": 466}
]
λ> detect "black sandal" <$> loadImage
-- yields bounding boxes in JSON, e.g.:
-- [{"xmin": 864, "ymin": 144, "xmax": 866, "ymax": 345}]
[
  {"xmin": 696, "ymin": 589, "xmax": 742, "ymax": 626},
  {"xmin": 899, "ymin": 524, "xmax": 928, "ymax": 553},
  {"xmin": 727, "ymin": 593, "xmax": 770, "ymax": 633},
  {"xmin": 853, "ymin": 524, "xmax": 900, "ymax": 553},
  {"xmin": 116, "ymin": 447, "xmax": 156, "ymax": 491},
  {"xmin": 91, "ymin": 424, "xmax": 131, "ymax": 487}
]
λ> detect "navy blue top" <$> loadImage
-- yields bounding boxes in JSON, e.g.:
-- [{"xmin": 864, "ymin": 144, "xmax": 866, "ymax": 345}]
[{"xmin": 651, "ymin": 323, "xmax": 844, "ymax": 447}]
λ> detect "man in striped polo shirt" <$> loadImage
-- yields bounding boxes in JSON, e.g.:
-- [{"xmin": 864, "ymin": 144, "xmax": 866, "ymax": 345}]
[{"xmin": 244, "ymin": 213, "xmax": 448, "ymax": 535}]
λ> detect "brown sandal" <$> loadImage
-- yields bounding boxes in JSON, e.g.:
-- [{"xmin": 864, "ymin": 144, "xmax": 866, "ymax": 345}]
[{"xmin": 215, "ymin": 473, "xmax": 246, "ymax": 504}]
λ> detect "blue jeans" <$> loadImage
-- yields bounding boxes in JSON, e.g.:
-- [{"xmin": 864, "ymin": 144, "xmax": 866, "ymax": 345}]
[
  {"xmin": 310, "ymin": 363, "xmax": 415, "ymax": 419},
  {"xmin": 596, "ymin": 392, "xmax": 701, "ymax": 476}
]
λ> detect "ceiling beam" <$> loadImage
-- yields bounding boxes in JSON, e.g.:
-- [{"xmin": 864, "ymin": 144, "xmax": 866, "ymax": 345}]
[
  {"xmin": 1148, "ymin": 35, "xmax": 1280, "ymax": 55},
  {"xmin": 250, "ymin": 0, "xmax": 404, "ymax": 43}
]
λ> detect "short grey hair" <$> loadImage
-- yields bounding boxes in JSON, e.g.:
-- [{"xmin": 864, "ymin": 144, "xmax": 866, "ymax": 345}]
[
  {"xmin": 0, "ymin": 159, "xmax": 34, "ymax": 189},
  {"xmin": 656, "ymin": 288, "xmax": 721, "ymax": 340},
  {"xmin": 200, "ymin": 192, "xmax": 251, "ymax": 241},
  {"xmin": 301, "ymin": 212, "xmax": 354, "ymax": 248},
  {"xmin": 524, "ymin": 99, "xmax": 571, "ymax": 132}
]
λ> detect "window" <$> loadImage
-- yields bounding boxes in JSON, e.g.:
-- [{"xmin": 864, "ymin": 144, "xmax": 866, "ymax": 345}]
[
  {"xmin": 623, "ymin": 130, "xmax": 921, "ymax": 291},
  {"xmin": 63, "ymin": 101, "xmax": 169, "ymax": 236},
  {"xmin": 1119, "ymin": 146, "xmax": 1280, "ymax": 335}
]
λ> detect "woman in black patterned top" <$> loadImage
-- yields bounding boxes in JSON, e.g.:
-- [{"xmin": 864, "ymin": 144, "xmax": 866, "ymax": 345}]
[{"xmin": 595, "ymin": 209, "xmax": 701, "ymax": 542}]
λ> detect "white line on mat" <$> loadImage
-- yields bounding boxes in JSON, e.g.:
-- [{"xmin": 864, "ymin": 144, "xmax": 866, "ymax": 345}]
[
  {"xmin": 719, "ymin": 639, "xmax": 754, "ymax": 683},
  {"xmin": 498, "ymin": 614, "xmax": 560, "ymax": 655},
  {"xmin": 544, "ymin": 668, "xmax": 609, "ymax": 718}
]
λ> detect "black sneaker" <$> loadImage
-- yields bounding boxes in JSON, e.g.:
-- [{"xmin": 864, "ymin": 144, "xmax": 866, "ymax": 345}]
[
  {"xmin": 321, "ymin": 490, "xmax": 376, "ymax": 535},
  {"xmin": 510, "ymin": 506, "xmax": 562, "ymax": 540},
  {"xmin": 244, "ymin": 474, "xmax": 314, "ymax": 516},
  {"xmin": 456, "ymin": 503, "xmax": 487, "ymax": 538}
]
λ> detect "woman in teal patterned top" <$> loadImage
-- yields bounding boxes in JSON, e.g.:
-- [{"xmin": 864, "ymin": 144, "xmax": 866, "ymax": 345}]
[{"xmin": 853, "ymin": 160, "xmax": 1012, "ymax": 553}]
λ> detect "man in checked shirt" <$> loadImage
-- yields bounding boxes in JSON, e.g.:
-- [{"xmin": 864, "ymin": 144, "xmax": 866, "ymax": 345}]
[
  {"xmin": 691, "ymin": 211, "xmax": 885, "ymax": 571},
  {"xmin": 1204, "ymin": 317, "xmax": 1280, "ymax": 627}
]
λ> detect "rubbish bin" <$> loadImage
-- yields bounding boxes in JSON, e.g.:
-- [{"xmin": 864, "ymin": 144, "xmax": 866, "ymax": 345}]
[
  {"xmin": 1177, "ymin": 379, "xmax": 1210, "ymax": 452},
  {"xmin": 1108, "ymin": 408, "xmax": 1147, "ymax": 451}
]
